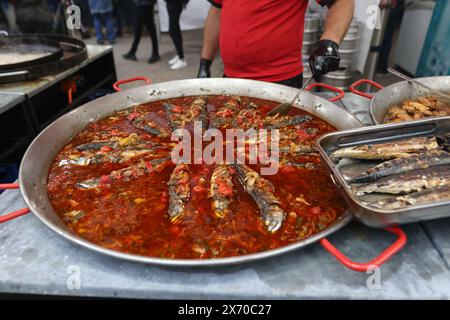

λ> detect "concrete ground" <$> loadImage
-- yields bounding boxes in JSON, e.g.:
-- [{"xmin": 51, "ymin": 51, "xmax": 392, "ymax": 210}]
[
  {"xmin": 85, "ymin": 28, "xmax": 397, "ymax": 88},
  {"xmin": 85, "ymin": 29, "xmax": 224, "ymax": 86}
]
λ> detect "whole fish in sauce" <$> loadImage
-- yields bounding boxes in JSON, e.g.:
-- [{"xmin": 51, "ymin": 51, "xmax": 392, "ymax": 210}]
[
  {"xmin": 370, "ymin": 185, "xmax": 450, "ymax": 210},
  {"xmin": 231, "ymin": 103, "xmax": 262, "ymax": 130},
  {"xmin": 76, "ymin": 133, "xmax": 141, "ymax": 152},
  {"xmin": 350, "ymin": 150, "xmax": 450, "ymax": 183},
  {"xmin": 236, "ymin": 164, "xmax": 285, "ymax": 233},
  {"xmin": 75, "ymin": 140, "xmax": 118, "ymax": 152},
  {"xmin": 263, "ymin": 114, "xmax": 312, "ymax": 129},
  {"xmin": 60, "ymin": 147, "xmax": 166, "ymax": 166},
  {"xmin": 331, "ymin": 136, "xmax": 440, "ymax": 160},
  {"xmin": 129, "ymin": 112, "xmax": 172, "ymax": 138},
  {"xmin": 279, "ymin": 158, "xmax": 318, "ymax": 170},
  {"xmin": 210, "ymin": 96, "xmax": 241, "ymax": 129},
  {"xmin": 76, "ymin": 157, "xmax": 170, "ymax": 189},
  {"xmin": 354, "ymin": 166, "xmax": 450, "ymax": 195},
  {"xmin": 164, "ymin": 96, "xmax": 208, "ymax": 131},
  {"xmin": 168, "ymin": 163, "xmax": 191, "ymax": 223},
  {"xmin": 209, "ymin": 165, "xmax": 234, "ymax": 218},
  {"xmin": 279, "ymin": 142, "xmax": 318, "ymax": 156}
]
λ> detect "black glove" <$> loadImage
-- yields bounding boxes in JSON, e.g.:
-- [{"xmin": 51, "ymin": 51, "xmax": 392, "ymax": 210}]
[
  {"xmin": 309, "ymin": 39, "xmax": 340, "ymax": 82},
  {"xmin": 197, "ymin": 58, "xmax": 212, "ymax": 78}
]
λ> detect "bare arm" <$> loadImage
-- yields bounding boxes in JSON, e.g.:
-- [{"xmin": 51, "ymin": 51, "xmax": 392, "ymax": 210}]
[
  {"xmin": 201, "ymin": 6, "xmax": 221, "ymax": 60},
  {"xmin": 320, "ymin": 0, "xmax": 355, "ymax": 44}
]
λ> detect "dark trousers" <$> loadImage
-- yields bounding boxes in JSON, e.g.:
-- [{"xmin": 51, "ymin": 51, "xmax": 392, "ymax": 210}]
[
  {"xmin": 276, "ymin": 73, "xmax": 303, "ymax": 88},
  {"xmin": 92, "ymin": 12, "xmax": 116, "ymax": 42},
  {"xmin": 130, "ymin": 4, "xmax": 159, "ymax": 56},
  {"xmin": 166, "ymin": 0, "xmax": 184, "ymax": 59}
]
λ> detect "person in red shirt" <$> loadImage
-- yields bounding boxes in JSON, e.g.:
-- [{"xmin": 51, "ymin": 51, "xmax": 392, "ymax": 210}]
[{"xmin": 197, "ymin": 0, "xmax": 354, "ymax": 87}]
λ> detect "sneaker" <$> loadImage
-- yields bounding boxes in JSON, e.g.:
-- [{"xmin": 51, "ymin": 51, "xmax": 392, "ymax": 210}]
[
  {"xmin": 168, "ymin": 55, "xmax": 179, "ymax": 65},
  {"xmin": 170, "ymin": 58, "xmax": 187, "ymax": 70},
  {"xmin": 123, "ymin": 52, "xmax": 137, "ymax": 61},
  {"xmin": 148, "ymin": 54, "xmax": 161, "ymax": 64}
]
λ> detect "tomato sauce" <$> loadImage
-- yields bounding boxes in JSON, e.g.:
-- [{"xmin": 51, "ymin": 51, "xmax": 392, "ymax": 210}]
[{"xmin": 47, "ymin": 96, "xmax": 346, "ymax": 259}]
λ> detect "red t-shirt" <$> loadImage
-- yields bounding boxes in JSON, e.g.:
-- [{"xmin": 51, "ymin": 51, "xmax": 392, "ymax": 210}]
[{"xmin": 209, "ymin": 0, "xmax": 308, "ymax": 82}]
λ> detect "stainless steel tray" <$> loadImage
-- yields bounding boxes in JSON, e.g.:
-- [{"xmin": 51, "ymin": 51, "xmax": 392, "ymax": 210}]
[{"xmin": 317, "ymin": 116, "xmax": 450, "ymax": 228}]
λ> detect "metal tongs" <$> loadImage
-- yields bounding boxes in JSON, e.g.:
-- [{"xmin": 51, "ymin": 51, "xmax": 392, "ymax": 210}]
[
  {"xmin": 266, "ymin": 75, "xmax": 314, "ymax": 117},
  {"xmin": 387, "ymin": 67, "xmax": 450, "ymax": 105}
]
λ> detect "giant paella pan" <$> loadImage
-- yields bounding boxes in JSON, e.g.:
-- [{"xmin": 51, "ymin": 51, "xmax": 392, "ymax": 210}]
[{"xmin": 0, "ymin": 78, "xmax": 406, "ymax": 270}]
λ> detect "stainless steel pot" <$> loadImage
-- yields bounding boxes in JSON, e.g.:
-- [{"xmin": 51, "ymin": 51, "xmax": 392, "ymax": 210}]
[
  {"xmin": 0, "ymin": 78, "xmax": 405, "ymax": 270},
  {"xmin": 349, "ymin": 76, "xmax": 450, "ymax": 124}
]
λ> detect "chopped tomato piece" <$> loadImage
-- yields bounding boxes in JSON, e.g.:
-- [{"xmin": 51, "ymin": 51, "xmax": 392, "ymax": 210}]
[
  {"xmin": 127, "ymin": 112, "xmax": 140, "ymax": 121},
  {"xmin": 100, "ymin": 145, "xmax": 113, "ymax": 152},
  {"xmin": 218, "ymin": 185, "xmax": 233, "ymax": 196},
  {"xmin": 172, "ymin": 105, "xmax": 182, "ymax": 113},
  {"xmin": 310, "ymin": 206, "xmax": 321, "ymax": 216},
  {"xmin": 144, "ymin": 161, "xmax": 153, "ymax": 171},
  {"xmin": 193, "ymin": 185, "xmax": 205, "ymax": 193},
  {"xmin": 99, "ymin": 175, "xmax": 111, "ymax": 185}
]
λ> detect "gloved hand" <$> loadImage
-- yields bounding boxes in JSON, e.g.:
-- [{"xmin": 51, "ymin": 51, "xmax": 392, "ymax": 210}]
[
  {"xmin": 197, "ymin": 58, "xmax": 212, "ymax": 78},
  {"xmin": 308, "ymin": 39, "xmax": 340, "ymax": 82}
]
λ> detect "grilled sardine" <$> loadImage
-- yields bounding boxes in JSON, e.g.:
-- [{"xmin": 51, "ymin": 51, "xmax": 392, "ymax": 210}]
[
  {"xmin": 263, "ymin": 114, "xmax": 312, "ymax": 129},
  {"xmin": 350, "ymin": 150, "xmax": 450, "ymax": 183},
  {"xmin": 331, "ymin": 136, "xmax": 439, "ymax": 160},
  {"xmin": 370, "ymin": 185, "xmax": 450, "ymax": 210},
  {"xmin": 168, "ymin": 163, "xmax": 190, "ymax": 223},
  {"xmin": 354, "ymin": 166, "xmax": 450, "ymax": 195},
  {"xmin": 209, "ymin": 164, "xmax": 234, "ymax": 218},
  {"xmin": 76, "ymin": 157, "xmax": 170, "ymax": 189},
  {"xmin": 164, "ymin": 96, "xmax": 208, "ymax": 131},
  {"xmin": 235, "ymin": 164, "xmax": 285, "ymax": 233}
]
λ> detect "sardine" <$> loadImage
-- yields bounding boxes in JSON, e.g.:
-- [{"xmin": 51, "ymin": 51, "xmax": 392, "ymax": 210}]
[
  {"xmin": 354, "ymin": 166, "xmax": 450, "ymax": 195},
  {"xmin": 263, "ymin": 114, "xmax": 312, "ymax": 129},
  {"xmin": 231, "ymin": 103, "xmax": 262, "ymax": 130},
  {"xmin": 279, "ymin": 159, "xmax": 318, "ymax": 170},
  {"xmin": 75, "ymin": 141, "xmax": 118, "ymax": 151},
  {"xmin": 370, "ymin": 185, "xmax": 450, "ymax": 210},
  {"xmin": 210, "ymin": 97, "xmax": 241, "ymax": 129},
  {"xmin": 167, "ymin": 163, "xmax": 190, "ymax": 223},
  {"xmin": 331, "ymin": 136, "xmax": 439, "ymax": 160},
  {"xmin": 279, "ymin": 142, "xmax": 318, "ymax": 156},
  {"xmin": 164, "ymin": 96, "xmax": 208, "ymax": 131},
  {"xmin": 76, "ymin": 157, "xmax": 170, "ymax": 189},
  {"xmin": 235, "ymin": 164, "xmax": 285, "ymax": 233},
  {"xmin": 350, "ymin": 150, "xmax": 450, "ymax": 183},
  {"xmin": 60, "ymin": 148, "xmax": 156, "ymax": 167},
  {"xmin": 209, "ymin": 164, "xmax": 234, "ymax": 218},
  {"xmin": 131, "ymin": 113, "xmax": 171, "ymax": 138}
]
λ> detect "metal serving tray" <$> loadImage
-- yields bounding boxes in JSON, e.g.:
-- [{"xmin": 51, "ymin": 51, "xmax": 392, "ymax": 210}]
[{"xmin": 317, "ymin": 116, "xmax": 450, "ymax": 228}]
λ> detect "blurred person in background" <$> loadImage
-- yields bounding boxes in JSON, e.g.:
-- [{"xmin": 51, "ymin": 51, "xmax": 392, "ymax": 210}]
[
  {"xmin": 88, "ymin": 0, "xmax": 116, "ymax": 44},
  {"xmin": 74, "ymin": 0, "xmax": 93, "ymax": 38},
  {"xmin": 112, "ymin": 0, "xmax": 122, "ymax": 37},
  {"xmin": 15, "ymin": 0, "xmax": 53, "ymax": 33},
  {"xmin": 165, "ymin": 0, "xmax": 189, "ymax": 70},
  {"xmin": 123, "ymin": 0, "xmax": 160, "ymax": 63},
  {"xmin": 197, "ymin": 0, "xmax": 354, "ymax": 87},
  {"xmin": 1, "ymin": 0, "xmax": 20, "ymax": 33}
]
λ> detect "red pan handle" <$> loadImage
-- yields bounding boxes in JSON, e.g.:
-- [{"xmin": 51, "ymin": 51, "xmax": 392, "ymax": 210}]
[
  {"xmin": 304, "ymin": 83, "xmax": 345, "ymax": 102},
  {"xmin": 349, "ymin": 79, "xmax": 384, "ymax": 99},
  {"xmin": 113, "ymin": 76, "xmax": 152, "ymax": 92},
  {"xmin": 321, "ymin": 227, "xmax": 407, "ymax": 272},
  {"xmin": 0, "ymin": 183, "xmax": 31, "ymax": 223}
]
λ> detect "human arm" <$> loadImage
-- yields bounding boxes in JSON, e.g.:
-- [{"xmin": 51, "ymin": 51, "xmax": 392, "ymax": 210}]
[
  {"xmin": 309, "ymin": 0, "xmax": 355, "ymax": 81},
  {"xmin": 197, "ymin": 5, "xmax": 221, "ymax": 78}
]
